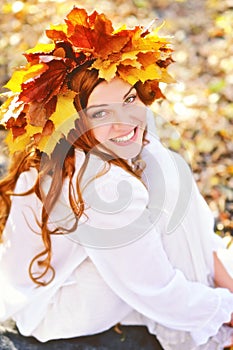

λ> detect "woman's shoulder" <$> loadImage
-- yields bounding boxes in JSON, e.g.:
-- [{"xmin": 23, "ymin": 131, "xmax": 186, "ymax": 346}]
[
  {"xmin": 142, "ymin": 135, "xmax": 194, "ymax": 222},
  {"xmin": 143, "ymin": 135, "xmax": 189, "ymax": 180}
]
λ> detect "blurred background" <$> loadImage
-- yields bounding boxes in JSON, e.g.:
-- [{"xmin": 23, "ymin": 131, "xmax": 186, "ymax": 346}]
[{"xmin": 0, "ymin": 0, "xmax": 232, "ymax": 237}]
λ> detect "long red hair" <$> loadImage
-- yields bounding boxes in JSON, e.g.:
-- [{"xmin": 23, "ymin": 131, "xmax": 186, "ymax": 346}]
[{"xmin": 0, "ymin": 66, "xmax": 158, "ymax": 285}]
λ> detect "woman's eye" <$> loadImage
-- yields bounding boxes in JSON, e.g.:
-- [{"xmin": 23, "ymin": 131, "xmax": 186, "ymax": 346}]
[
  {"xmin": 91, "ymin": 110, "xmax": 107, "ymax": 119},
  {"xmin": 124, "ymin": 94, "xmax": 137, "ymax": 105}
]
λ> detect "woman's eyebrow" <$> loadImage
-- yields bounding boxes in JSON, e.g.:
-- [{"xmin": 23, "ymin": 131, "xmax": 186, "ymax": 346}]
[
  {"xmin": 85, "ymin": 104, "xmax": 108, "ymax": 112},
  {"xmin": 123, "ymin": 86, "xmax": 136, "ymax": 99},
  {"xmin": 86, "ymin": 86, "xmax": 136, "ymax": 111}
]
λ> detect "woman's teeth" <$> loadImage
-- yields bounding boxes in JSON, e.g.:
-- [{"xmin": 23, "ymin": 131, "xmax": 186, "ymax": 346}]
[{"xmin": 111, "ymin": 128, "xmax": 135, "ymax": 143}]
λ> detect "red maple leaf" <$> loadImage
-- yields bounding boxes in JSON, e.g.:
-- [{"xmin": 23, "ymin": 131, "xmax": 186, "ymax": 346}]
[
  {"xmin": 65, "ymin": 8, "xmax": 130, "ymax": 59},
  {"xmin": 6, "ymin": 114, "xmax": 27, "ymax": 139},
  {"xmin": 46, "ymin": 28, "xmax": 67, "ymax": 43},
  {"xmin": 93, "ymin": 16, "xmax": 129, "ymax": 59},
  {"xmin": 27, "ymin": 96, "xmax": 57, "ymax": 127},
  {"xmin": 19, "ymin": 59, "xmax": 73, "ymax": 104}
]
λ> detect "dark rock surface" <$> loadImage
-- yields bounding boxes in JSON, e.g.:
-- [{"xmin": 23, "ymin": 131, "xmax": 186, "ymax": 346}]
[{"xmin": 0, "ymin": 320, "xmax": 163, "ymax": 350}]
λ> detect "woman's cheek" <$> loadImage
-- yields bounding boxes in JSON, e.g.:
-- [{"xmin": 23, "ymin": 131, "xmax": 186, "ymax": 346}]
[{"xmin": 92, "ymin": 125, "xmax": 111, "ymax": 143}]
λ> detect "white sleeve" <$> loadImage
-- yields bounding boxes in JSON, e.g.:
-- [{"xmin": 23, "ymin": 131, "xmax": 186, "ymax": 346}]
[
  {"xmin": 0, "ymin": 169, "xmax": 45, "ymax": 286},
  {"xmin": 79, "ymin": 160, "xmax": 233, "ymax": 346},
  {"xmin": 0, "ymin": 169, "xmax": 44, "ymax": 320},
  {"xmin": 0, "ymin": 168, "xmax": 86, "ymax": 324},
  {"xmin": 143, "ymin": 119, "xmax": 226, "ymax": 278}
]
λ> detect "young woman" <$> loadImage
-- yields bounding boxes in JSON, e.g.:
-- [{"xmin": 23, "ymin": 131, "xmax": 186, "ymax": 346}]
[{"xmin": 0, "ymin": 7, "xmax": 233, "ymax": 350}]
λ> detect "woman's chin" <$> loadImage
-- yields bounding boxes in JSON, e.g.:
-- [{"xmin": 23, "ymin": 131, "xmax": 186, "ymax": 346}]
[{"xmin": 93, "ymin": 137, "xmax": 143, "ymax": 160}]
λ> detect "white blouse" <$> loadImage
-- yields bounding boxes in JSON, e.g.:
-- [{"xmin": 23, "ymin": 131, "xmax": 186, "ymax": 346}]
[{"xmin": 0, "ymin": 120, "xmax": 233, "ymax": 349}]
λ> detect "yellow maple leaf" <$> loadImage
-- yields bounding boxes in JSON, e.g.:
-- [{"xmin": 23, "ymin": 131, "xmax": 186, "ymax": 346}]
[
  {"xmin": 119, "ymin": 63, "xmax": 162, "ymax": 85},
  {"xmin": 50, "ymin": 91, "xmax": 77, "ymax": 132},
  {"xmin": 4, "ymin": 64, "xmax": 47, "ymax": 92},
  {"xmin": 120, "ymin": 58, "xmax": 141, "ymax": 68},
  {"xmin": 25, "ymin": 43, "xmax": 55, "ymax": 55},
  {"xmin": 113, "ymin": 24, "xmax": 127, "ymax": 34},
  {"xmin": 134, "ymin": 38, "xmax": 166, "ymax": 51},
  {"xmin": 0, "ymin": 94, "xmax": 25, "ymax": 124},
  {"xmin": 5, "ymin": 131, "xmax": 31, "ymax": 155},
  {"xmin": 39, "ymin": 92, "xmax": 78, "ymax": 155},
  {"xmin": 121, "ymin": 52, "xmax": 141, "ymax": 69},
  {"xmin": 37, "ymin": 132, "xmax": 64, "ymax": 156},
  {"xmin": 49, "ymin": 24, "xmax": 67, "ymax": 33},
  {"xmin": 26, "ymin": 124, "xmax": 43, "ymax": 136},
  {"xmin": 131, "ymin": 25, "xmax": 169, "ymax": 52},
  {"xmin": 0, "ymin": 95, "xmax": 14, "ymax": 121},
  {"xmin": 145, "ymin": 22, "xmax": 169, "ymax": 43},
  {"xmin": 92, "ymin": 59, "xmax": 118, "ymax": 81},
  {"xmin": 5, "ymin": 123, "xmax": 44, "ymax": 155}
]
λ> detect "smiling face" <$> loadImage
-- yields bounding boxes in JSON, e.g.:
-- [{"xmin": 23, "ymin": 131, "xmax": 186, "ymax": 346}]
[{"xmin": 85, "ymin": 77, "xmax": 147, "ymax": 159}]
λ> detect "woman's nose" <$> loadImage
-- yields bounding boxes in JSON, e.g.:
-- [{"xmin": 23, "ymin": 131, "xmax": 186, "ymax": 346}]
[
  {"xmin": 110, "ymin": 104, "xmax": 132, "ymax": 124},
  {"xmin": 112, "ymin": 123, "xmax": 133, "ymax": 134}
]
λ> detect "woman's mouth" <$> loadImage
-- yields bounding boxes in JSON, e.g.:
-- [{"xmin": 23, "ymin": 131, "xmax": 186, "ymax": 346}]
[{"xmin": 110, "ymin": 127, "xmax": 138, "ymax": 144}]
